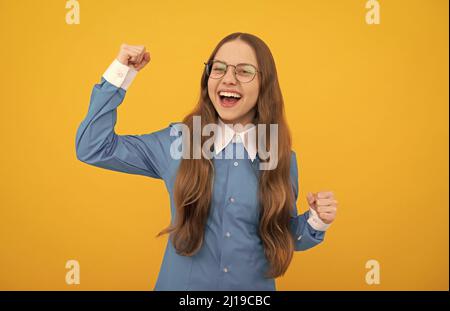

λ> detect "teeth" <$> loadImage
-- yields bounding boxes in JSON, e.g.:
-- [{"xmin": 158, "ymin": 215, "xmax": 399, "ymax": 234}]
[{"xmin": 219, "ymin": 91, "xmax": 241, "ymax": 99}]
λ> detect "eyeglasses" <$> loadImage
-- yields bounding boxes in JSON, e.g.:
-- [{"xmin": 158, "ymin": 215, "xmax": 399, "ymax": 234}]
[{"xmin": 204, "ymin": 60, "xmax": 259, "ymax": 83}]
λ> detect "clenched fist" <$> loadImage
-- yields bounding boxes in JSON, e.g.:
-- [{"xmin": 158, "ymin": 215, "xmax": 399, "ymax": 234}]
[
  {"xmin": 116, "ymin": 43, "xmax": 151, "ymax": 71},
  {"xmin": 307, "ymin": 191, "xmax": 338, "ymax": 224}
]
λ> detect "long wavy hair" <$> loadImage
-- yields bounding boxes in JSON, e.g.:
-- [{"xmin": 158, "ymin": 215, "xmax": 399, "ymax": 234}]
[{"xmin": 157, "ymin": 32, "xmax": 295, "ymax": 278}]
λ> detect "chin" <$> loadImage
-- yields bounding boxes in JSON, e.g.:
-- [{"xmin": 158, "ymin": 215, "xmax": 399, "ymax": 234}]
[{"xmin": 217, "ymin": 111, "xmax": 240, "ymax": 123}]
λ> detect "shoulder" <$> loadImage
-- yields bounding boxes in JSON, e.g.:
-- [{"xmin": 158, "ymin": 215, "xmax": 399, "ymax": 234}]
[
  {"xmin": 136, "ymin": 122, "xmax": 184, "ymax": 150},
  {"xmin": 143, "ymin": 122, "xmax": 184, "ymax": 139},
  {"xmin": 168, "ymin": 121, "xmax": 186, "ymax": 137}
]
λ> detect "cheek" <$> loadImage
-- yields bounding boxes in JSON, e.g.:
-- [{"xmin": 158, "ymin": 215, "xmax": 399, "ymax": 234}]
[
  {"xmin": 244, "ymin": 86, "xmax": 259, "ymax": 108},
  {"xmin": 207, "ymin": 80, "xmax": 217, "ymax": 103}
]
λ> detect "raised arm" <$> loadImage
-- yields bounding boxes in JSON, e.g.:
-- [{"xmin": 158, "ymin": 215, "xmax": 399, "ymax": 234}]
[{"xmin": 75, "ymin": 44, "xmax": 172, "ymax": 180}]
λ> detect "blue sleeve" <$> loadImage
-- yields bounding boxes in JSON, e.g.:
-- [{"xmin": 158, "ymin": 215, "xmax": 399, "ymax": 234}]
[
  {"xmin": 75, "ymin": 77, "xmax": 176, "ymax": 180},
  {"xmin": 289, "ymin": 151, "xmax": 326, "ymax": 251}
]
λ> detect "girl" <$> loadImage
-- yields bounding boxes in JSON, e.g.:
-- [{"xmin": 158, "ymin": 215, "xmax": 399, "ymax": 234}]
[{"xmin": 75, "ymin": 32, "xmax": 338, "ymax": 291}]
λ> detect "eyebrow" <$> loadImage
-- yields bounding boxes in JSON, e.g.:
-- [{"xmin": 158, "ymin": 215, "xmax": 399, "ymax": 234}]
[{"xmin": 213, "ymin": 58, "xmax": 258, "ymax": 68}]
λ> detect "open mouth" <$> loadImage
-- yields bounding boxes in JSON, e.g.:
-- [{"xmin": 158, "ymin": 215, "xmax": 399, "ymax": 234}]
[{"xmin": 218, "ymin": 92, "xmax": 242, "ymax": 108}]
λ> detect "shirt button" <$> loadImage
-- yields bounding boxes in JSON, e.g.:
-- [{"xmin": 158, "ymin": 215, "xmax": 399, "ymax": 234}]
[
  {"xmin": 297, "ymin": 235, "xmax": 303, "ymax": 240},
  {"xmin": 223, "ymin": 267, "xmax": 229, "ymax": 273},
  {"xmin": 225, "ymin": 232, "xmax": 231, "ymax": 238},
  {"xmin": 229, "ymin": 197, "xmax": 235, "ymax": 203},
  {"xmin": 233, "ymin": 161, "xmax": 239, "ymax": 167}
]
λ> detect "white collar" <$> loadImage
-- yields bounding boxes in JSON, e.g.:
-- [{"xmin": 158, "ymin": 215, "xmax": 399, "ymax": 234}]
[{"xmin": 214, "ymin": 117, "xmax": 257, "ymax": 162}]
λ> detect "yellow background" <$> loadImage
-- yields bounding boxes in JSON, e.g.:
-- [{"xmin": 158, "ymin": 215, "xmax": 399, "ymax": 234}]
[{"xmin": 0, "ymin": 0, "xmax": 448, "ymax": 290}]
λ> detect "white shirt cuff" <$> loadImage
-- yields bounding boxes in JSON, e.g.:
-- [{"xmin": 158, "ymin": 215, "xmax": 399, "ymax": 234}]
[
  {"xmin": 307, "ymin": 208, "xmax": 331, "ymax": 231},
  {"xmin": 102, "ymin": 59, "xmax": 138, "ymax": 90}
]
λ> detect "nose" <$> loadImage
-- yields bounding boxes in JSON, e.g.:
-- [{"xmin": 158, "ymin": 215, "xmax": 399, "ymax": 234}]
[{"xmin": 221, "ymin": 66, "xmax": 238, "ymax": 84}]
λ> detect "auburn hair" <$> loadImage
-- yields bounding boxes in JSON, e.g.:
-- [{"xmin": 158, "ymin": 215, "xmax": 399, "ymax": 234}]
[{"xmin": 157, "ymin": 32, "xmax": 295, "ymax": 278}]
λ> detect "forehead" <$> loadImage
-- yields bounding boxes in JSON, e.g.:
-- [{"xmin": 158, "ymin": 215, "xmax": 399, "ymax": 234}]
[{"xmin": 214, "ymin": 40, "xmax": 258, "ymax": 67}]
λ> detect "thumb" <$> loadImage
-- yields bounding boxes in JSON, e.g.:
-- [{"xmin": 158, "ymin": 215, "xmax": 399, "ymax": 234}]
[
  {"xmin": 142, "ymin": 51, "xmax": 151, "ymax": 63},
  {"xmin": 306, "ymin": 192, "xmax": 317, "ymax": 209},
  {"xmin": 135, "ymin": 52, "xmax": 151, "ymax": 71}
]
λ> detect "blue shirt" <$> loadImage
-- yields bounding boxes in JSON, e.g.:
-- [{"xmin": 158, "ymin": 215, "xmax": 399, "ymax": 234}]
[{"xmin": 75, "ymin": 77, "xmax": 326, "ymax": 291}]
